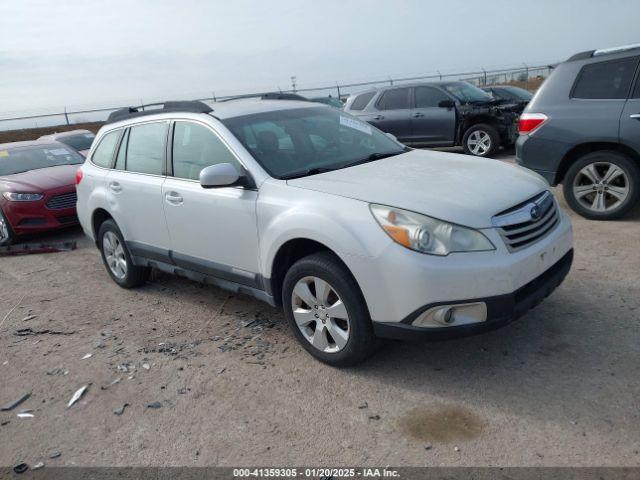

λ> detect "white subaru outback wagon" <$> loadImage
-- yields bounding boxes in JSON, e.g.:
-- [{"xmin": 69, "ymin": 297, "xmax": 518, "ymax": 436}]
[{"xmin": 76, "ymin": 98, "xmax": 573, "ymax": 366}]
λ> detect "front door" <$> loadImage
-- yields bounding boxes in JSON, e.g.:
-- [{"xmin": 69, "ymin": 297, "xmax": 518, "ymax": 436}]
[
  {"xmin": 410, "ymin": 86, "xmax": 456, "ymax": 145},
  {"xmin": 161, "ymin": 120, "xmax": 261, "ymax": 288}
]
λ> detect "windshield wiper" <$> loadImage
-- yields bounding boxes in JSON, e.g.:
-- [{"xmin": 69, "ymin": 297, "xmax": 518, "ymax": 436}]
[
  {"xmin": 282, "ymin": 167, "xmax": 338, "ymax": 180},
  {"xmin": 340, "ymin": 150, "xmax": 406, "ymax": 169}
]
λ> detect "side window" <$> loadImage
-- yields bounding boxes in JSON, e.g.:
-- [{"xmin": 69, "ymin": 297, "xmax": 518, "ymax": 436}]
[
  {"xmin": 633, "ymin": 73, "xmax": 640, "ymax": 99},
  {"xmin": 350, "ymin": 91, "xmax": 376, "ymax": 111},
  {"xmin": 377, "ymin": 88, "xmax": 410, "ymax": 110},
  {"xmin": 91, "ymin": 130, "xmax": 120, "ymax": 168},
  {"xmin": 172, "ymin": 121, "xmax": 240, "ymax": 181},
  {"xmin": 572, "ymin": 58, "xmax": 638, "ymax": 99},
  {"xmin": 414, "ymin": 86, "xmax": 450, "ymax": 108},
  {"xmin": 126, "ymin": 122, "xmax": 168, "ymax": 175},
  {"xmin": 114, "ymin": 129, "xmax": 129, "ymax": 170}
]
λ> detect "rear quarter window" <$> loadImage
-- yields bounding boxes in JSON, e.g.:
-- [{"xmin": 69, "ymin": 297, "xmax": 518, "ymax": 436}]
[
  {"xmin": 91, "ymin": 130, "xmax": 121, "ymax": 168},
  {"xmin": 349, "ymin": 91, "xmax": 376, "ymax": 111},
  {"xmin": 571, "ymin": 57, "xmax": 639, "ymax": 99}
]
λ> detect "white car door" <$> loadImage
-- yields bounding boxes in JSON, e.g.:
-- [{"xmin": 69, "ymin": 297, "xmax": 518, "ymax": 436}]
[
  {"xmin": 106, "ymin": 121, "xmax": 172, "ymax": 261},
  {"xmin": 161, "ymin": 120, "xmax": 260, "ymax": 288}
]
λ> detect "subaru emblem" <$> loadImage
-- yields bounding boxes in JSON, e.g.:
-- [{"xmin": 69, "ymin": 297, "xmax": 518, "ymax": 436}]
[{"xmin": 530, "ymin": 205, "xmax": 541, "ymax": 220}]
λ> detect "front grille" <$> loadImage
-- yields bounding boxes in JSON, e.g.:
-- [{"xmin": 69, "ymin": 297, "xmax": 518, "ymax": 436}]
[
  {"xmin": 492, "ymin": 191, "xmax": 559, "ymax": 252},
  {"xmin": 46, "ymin": 191, "xmax": 77, "ymax": 210}
]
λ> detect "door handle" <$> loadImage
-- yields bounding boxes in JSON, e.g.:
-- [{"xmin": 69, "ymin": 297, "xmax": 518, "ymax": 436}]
[
  {"xmin": 373, "ymin": 115, "xmax": 384, "ymax": 120},
  {"xmin": 108, "ymin": 181, "xmax": 122, "ymax": 193},
  {"xmin": 630, "ymin": 114, "xmax": 640, "ymax": 119},
  {"xmin": 165, "ymin": 191, "xmax": 183, "ymax": 205},
  {"xmin": 412, "ymin": 112, "xmax": 424, "ymax": 118}
]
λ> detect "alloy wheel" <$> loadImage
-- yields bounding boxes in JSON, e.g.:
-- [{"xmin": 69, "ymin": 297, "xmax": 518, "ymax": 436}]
[
  {"xmin": 290, "ymin": 276, "xmax": 350, "ymax": 353},
  {"xmin": 467, "ymin": 130, "xmax": 492, "ymax": 156},
  {"xmin": 102, "ymin": 231, "xmax": 127, "ymax": 279},
  {"xmin": 0, "ymin": 213, "xmax": 9, "ymax": 242},
  {"xmin": 572, "ymin": 162, "xmax": 630, "ymax": 213}
]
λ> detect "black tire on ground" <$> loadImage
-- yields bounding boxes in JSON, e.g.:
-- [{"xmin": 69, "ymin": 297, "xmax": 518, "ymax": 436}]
[
  {"xmin": 97, "ymin": 219, "xmax": 149, "ymax": 288},
  {"xmin": 281, "ymin": 251, "xmax": 378, "ymax": 367},
  {"xmin": 0, "ymin": 208, "xmax": 16, "ymax": 247},
  {"xmin": 562, "ymin": 150, "xmax": 640, "ymax": 220},
  {"xmin": 462, "ymin": 123, "xmax": 500, "ymax": 157}
]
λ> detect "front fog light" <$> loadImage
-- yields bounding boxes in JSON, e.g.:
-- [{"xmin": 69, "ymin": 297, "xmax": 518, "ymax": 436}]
[{"xmin": 412, "ymin": 302, "xmax": 487, "ymax": 328}]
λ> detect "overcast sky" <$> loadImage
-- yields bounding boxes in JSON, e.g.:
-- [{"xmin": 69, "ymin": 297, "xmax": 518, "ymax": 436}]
[{"xmin": 1, "ymin": 0, "xmax": 639, "ymax": 116}]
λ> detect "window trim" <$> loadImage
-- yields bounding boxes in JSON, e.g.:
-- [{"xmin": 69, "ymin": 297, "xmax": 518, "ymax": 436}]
[
  {"xmin": 89, "ymin": 128, "xmax": 124, "ymax": 170},
  {"xmin": 569, "ymin": 56, "xmax": 640, "ymax": 100},
  {"xmin": 167, "ymin": 118, "xmax": 256, "ymax": 189},
  {"xmin": 375, "ymin": 87, "xmax": 411, "ymax": 111}
]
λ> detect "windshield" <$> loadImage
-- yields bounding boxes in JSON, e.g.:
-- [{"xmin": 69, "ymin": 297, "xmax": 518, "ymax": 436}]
[
  {"xmin": 0, "ymin": 145, "xmax": 84, "ymax": 176},
  {"xmin": 59, "ymin": 133, "xmax": 95, "ymax": 151},
  {"xmin": 222, "ymin": 107, "xmax": 405, "ymax": 179},
  {"xmin": 499, "ymin": 86, "xmax": 534, "ymax": 102},
  {"xmin": 442, "ymin": 82, "xmax": 493, "ymax": 103}
]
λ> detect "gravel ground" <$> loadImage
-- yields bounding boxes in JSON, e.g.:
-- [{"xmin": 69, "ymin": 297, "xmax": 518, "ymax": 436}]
[{"xmin": 0, "ymin": 152, "xmax": 639, "ymax": 468}]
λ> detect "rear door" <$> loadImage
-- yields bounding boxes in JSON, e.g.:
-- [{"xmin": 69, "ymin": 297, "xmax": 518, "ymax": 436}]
[
  {"xmin": 106, "ymin": 121, "xmax": 172, "ymax": 261},
  {"xmin": 362, "ymin": 87, "xmax": 412, "ymax": 142},
  {"xmin": 410, "ymin": 86, "xmax": 456, "ymax": 145},
  {"xmin": 620, "ymin": 58, "xmax": 640, "ymax": 153}
]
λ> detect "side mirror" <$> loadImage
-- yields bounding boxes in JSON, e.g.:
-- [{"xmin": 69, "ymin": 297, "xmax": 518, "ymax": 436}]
[
  {"xmin": 200, "ymin": 163, "xmax": 242, "ymax": 188},
  {"xmin": 438, "ymin": 99, "xmax": 455, "ymax": 109},
  {"xmin": 385, "ymin": 132, "xmax": 398, "ymax": 142}
]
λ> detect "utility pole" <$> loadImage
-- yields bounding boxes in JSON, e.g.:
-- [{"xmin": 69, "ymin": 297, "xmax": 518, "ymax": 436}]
[
  {"xmin": 64, "ymin": 107, "xmax": 70, "ymax": 126},
  {"xmin": 290, "ymin": 76, "xmax": 297, "ymax": 93}
]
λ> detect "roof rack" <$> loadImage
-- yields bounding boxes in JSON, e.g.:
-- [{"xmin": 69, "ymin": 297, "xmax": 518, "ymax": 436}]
[
  {"xmin": 568, "ymin": 43, "xmax": 640, "ymax": 62},
  {"xmin": 218, "ymin": 92, "xmax": 309, "ymax": 103},
  {"xmin": 106, "ymin": 100, "xmax": 212, "ymax": 124}
]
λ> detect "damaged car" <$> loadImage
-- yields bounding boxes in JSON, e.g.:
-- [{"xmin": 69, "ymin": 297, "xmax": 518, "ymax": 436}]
[{"xmin": 344, "ymin": 81, "xmax": 520, "ymax": 157}]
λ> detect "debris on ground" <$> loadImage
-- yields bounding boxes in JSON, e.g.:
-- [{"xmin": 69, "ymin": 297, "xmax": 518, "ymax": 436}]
[
  {"xmin": 101, "ymin": 378, "xmax": 121, "ymax": 390},
  {"xmin": 147, "ymin": 401, "xmax": 162, "ymax": 409},
  {"xmin": 358, "ymin": 402, "xmax": 368, "ymax": 410},
  {"xmin": 32, "ymin": 462, "xmax": 45, "ymax": 470},
  {"xmin": 114, "ymin": 403, "xmax": 129, "ymax": 416},
  {"xmin": 49, "ymin": 451, "xmax": 61, "ymax": 459},
  {"xmin": 454, "ymin": 446, "xmax": 460, "ymax": 452},
  {"xmin": 1, "ymin": 392, "xmax": 31, "ymax": 411},
  {"xmin": 67, "ymin": 384, "xmax": 89, "ymax": 408},
  {"xmin": 82, "ymin": 353, "xmax": 92, "ymax": 360},
  {"xmin": 142, "ymin": 363, "xmax": 150, "ymax": 370},
  {"xmin": 13, "ymin": 463, "xmax": 28, "ymax": 474},
  {"xmin": 368, "ymin": 415, "xmax": 381, "ymax": 420},
  {"xmin": 17, "ymin": 412, "xmax": 34, "ymax": 418},
  {"xmin": 424, "ymin": 444, "xmax": 432, "ymax": 451},
  {"xmin": 217, "ymin": 367, "xmax": 226, "ymax": 374},
  {"xmin": 0, "ymin": 240, "xmax": 76, "ymax": 257},
  {"xmin": 1, "ymin": 420, "xmax": 10, "ymax": 426},
  {"xmin": 46, "ymin": 368, "xmax": 69, "ymax": 376},
  {"xmin": 14, "ymin": 328, "xmax": 75, "ymax": 337},
  {"xmin": 21, "ymin": 314, "xmax": 37, "ymax": 322},
  {"xmin": 117, "ymin": 363, "xmax": 133, "ymax": 373}
]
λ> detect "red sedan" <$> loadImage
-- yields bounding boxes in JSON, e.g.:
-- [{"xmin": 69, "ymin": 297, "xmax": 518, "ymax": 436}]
[{"xmin": 0, "ymin": 140, "xmax": 84, "ymax": 246}]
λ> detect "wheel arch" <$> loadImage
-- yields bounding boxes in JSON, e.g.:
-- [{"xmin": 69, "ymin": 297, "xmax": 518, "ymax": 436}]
[
  {"xmin": 556, "ymin": 142, "xmax": 640, "ymax": 185},
  {"xmin": 268, "ymin": 238, "xmax": 359, "ymax": 307},
  {"xmin": 91, "ymin": 208, "xmax": 114, "ymax": 244},
  {"xmin": 458, "ymin": 115, "xmax": 501, "ymax": 142}
]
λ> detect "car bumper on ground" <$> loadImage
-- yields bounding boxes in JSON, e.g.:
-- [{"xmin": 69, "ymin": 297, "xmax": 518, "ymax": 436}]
[
  {"xmin": 1, "ymin": 186, "xmax": 78, "ymax": 236},
  {"xmin": 344, "ymin": 207, "xmax": 573, "ymax": 328},
  {"xmin": 372, "ymin": 248, "xmax": 573, "ymax": 340}
]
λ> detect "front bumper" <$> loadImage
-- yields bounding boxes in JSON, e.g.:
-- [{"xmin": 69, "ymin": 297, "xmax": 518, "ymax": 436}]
[
  {"xmin": 1, "ymin": 186, "xmax": 78, "ymax": 236},
  {"xmin": 373, "ymin": 248, "xmax": 573, "ymax": 340}
]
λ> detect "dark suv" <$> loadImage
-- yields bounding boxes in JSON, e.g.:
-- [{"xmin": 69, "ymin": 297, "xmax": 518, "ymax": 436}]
[
  {"xmin": 517, "ymin": 44, "xmax": 640, "ymax": 220},
  {"xmin": 344, "ymin": 81, "xmax": 519, "ymax": 157}
]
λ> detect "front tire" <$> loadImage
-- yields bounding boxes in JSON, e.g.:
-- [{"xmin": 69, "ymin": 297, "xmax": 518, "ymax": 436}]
[
  {"xmin": 462, "ymin": 123, "xmax": 499, "ymax": 157},
  {"xmin": 563, "ymin": 151, "xmax": 639, "ymax": 220},
  {"xmin": 97, "ymin": 219, "xmax": 149, "ymax": 288},
  {"xmin": 0, "ymin": 208, "xmax": 15, "ymax": 247},
  {"xmin": 281, "ymin": 252, "xmax": 377, "ymax": 367}
]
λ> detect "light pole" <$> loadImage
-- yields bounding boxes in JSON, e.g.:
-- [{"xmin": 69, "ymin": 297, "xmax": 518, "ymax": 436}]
[{"xmin": 290, "ymin": 76, "xmax": 297, "ymax": 93}]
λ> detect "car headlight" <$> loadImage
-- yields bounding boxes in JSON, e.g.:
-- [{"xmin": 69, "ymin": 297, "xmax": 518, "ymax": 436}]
[
  {"xmin": 370, "ymin": 204, "xmax": 495, "ymax": 256},
  {"xmin": 2, "ymin": 192, "xmax": 44, "ymax": 202}
]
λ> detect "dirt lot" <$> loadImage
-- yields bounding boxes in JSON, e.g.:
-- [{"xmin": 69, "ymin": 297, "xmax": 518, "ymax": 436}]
[{"xmin": 0, "ymin": 154, "xmax": 639, "ymax": 469}]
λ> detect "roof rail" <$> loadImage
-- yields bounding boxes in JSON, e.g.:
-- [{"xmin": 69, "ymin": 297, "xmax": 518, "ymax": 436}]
[
  {"xmin": 106, "ymin": 100, "xmax": 212, "ymax": 124},
  {"xmin": 218, "ymin": 92, "xmax": 309, "ymax": 103},
  {"xmin": 593, "ymin": 43, "xmax": 640, "ymax": 56}
]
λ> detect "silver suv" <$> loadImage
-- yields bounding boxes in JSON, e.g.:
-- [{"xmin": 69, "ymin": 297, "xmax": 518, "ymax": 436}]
[{"xmin": 76, "ymin": 99, "xmax": 573, "ymax": 366}]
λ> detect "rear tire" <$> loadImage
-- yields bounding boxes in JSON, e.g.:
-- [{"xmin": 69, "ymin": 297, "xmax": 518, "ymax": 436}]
[
  {"xmin": 97, "ymin": 219, "xmax": 149, "ymax": 288},
  {"xmin": 0, "ymin": 208, "xmax": 15, "ymax": 247},
  {"xmin": 281, "ymin": 251, "xmax": 378, "ymax": 367},
  {"xmin": 563, "ymin": 151, "xmax": 639, "ymax": 220},
  {"xmin": 462, "ymin": 123, "xmax": 499, "ymax": 157}
]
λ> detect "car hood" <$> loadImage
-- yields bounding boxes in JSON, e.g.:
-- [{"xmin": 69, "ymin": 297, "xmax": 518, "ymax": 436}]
[
  {"xmin": 0, "ymin": 164, "xmax": 79, "ymax": 192},
  {"xmin": 286, "ymin": 149, "xmax": 548, "ymax": 228}
]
